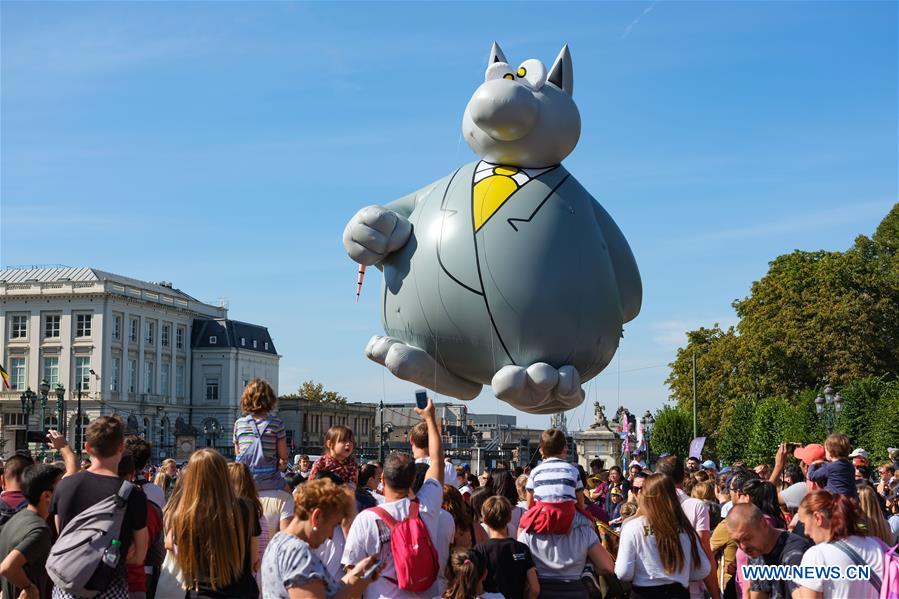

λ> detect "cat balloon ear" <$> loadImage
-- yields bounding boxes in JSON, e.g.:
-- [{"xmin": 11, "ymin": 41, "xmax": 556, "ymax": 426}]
[
  {"xmin": 488, "ymin": 42, "xmax": 507, "ymax": 67},
  {"xmin": 547, "ymin": 45, "xmax": 574, "ymax": 96}
]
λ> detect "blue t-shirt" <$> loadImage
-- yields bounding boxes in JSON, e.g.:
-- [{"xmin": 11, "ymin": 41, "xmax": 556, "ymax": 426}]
[{"xmin": 261, "ymin": 533, "xmax": 342, "ymax": 598}]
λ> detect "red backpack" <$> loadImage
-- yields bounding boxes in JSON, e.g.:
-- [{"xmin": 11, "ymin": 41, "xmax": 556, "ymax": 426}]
[{"xmin": 368, "ymin": 500, "xmax": 439, "ymax": 592}]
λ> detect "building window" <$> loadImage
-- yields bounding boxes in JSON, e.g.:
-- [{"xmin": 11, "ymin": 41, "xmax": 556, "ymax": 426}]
[
  {"xmin": 113, "ymin": 315, "xmax": 122, "ymax": 340},
  {"xmin": 74, "ymin": 357, "xmax": 91, "ymax": 392},
  {"xmin": 176, "ymin": 327, "xmax": 184, "ymax": 349},
  {"xmin": 161, "ymin": 324, "xmax": 170, "ymax": 347},
  {"xmin": 205, "ymin": 379, "xmax": 219, "ymax": 401},
  {"xmin": 9, "ymin": 358, "xmax": 26, "ymax": 390},
  {"xmin": 129, "ymin": 318, "xmax": 138, "ymax": 342},
  {"xmin": 252, "ymin": 339, "xmax": 257, "ymax": 349},
  {"xmin": 144, "ymin": 361, "xmax": 154, "ymax": 393},
  {"xmin": 43, "ymin": 356, "xmax": 59, "ymax": 386},
  {"xmin": 160, "ymin": 363, "xmax": 170, "ymax": 395},
  {"xmin": 146, "ymin": 321, "xmax": 155, "ymax": 345},
  {"xmin": 175, "ymin": 364, "xmax": 185, "ymax": 398},
  {"xmin": 111, "ymin": 357, "xmax": 120, "ymax": 392},
  {"xmin": 209, "ymin": 336, "xmax": 217, "ymax": 345},
  {"xmin": 128, "ymin": 360, "xmax": 137, "ymax": 393},
  {"xmin": 75, "ymin": 314, "xmax": 92, "ymax": 338},
  {"xmin": 44, "ymin": 315, "xmax": 60, "ymax": 338},
  {"xmin": 10, "ymin": 315, "xmax": 28, "ymax": 339},
  {"xmin": 240, "ymin": 337, "xmax": 246, "ymax": 346},
  {"xmin": 264, "ymin": 342, "xmax": 269, "ymax": 351}
]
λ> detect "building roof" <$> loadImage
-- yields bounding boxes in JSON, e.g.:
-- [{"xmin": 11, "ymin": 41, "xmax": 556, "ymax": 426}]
[
  {"xmin": 0, "ymin": 266, "xmax": 200, "ymax": 301},
  {"xmin": 191, "ymin": 318, "xmax": 278, "ymax": 355}
]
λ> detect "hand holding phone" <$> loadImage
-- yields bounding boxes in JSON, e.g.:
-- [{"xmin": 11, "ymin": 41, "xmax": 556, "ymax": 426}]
[
  {"xmin": 415, "ymin": 389, "xmax": 428, "ymax": 410},
  {"xmin": 360, "ymin": 558, "xmax": 382, "ymax": 580}
]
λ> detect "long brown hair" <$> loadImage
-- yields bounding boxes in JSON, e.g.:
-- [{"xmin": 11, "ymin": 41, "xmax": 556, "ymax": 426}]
[
  {"xmin": 442, "ymin": 485, "xmax": 474, "ymax": 537},
  {"xmin": 227, "ymin": 462, "xmax": 263, "ymax": 521},
  {"xmin": 858, "ymin": 485, "xmax": 892, "ymax": 544},
  {"xmin": 639, "ymin": 473, "xmax": 702, "ymax": 574},
  {"xmin": 165, "ymin": 449, "xmax": 249, "ymax": 591}
]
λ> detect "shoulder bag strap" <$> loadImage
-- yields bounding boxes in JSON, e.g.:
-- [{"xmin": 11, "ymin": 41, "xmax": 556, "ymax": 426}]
[
  {"xmin": 832, "ymin": 540, "xmax": 882, "ymax": 592},
  {"xmin": 368, "ymin": 506, "xmax": 399, "ymax": 530}
]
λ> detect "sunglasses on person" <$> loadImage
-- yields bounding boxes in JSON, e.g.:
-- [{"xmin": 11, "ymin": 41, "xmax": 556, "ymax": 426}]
[{"xmin": 632, "ymin": 486, "xmax": 642, "ymax": 494}]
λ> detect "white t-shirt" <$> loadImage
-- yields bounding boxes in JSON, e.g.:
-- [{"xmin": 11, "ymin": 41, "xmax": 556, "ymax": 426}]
[
  {"xmin": 342, "ymin": 477, "xmax": 444, "ymax": 599},
  {"xmin": 414, "ymin": 457, "xmax": 456, "ymax": 485},
  {"xmin": 794, "ymin": 536, "xmax": 885, "ymax": 599},
  {"xmin": 526, "ymin": 458, "xmax": 583, "ymax": 503},
  {"xmin": 260, "ymin": 489, "xmax": 295, "ymax": 536},
  {"xmin": 314, "ymin": 524, "xmax": 346, "ymax": 581},
  {"xmin": 615, "ymin": 516, "xmax": 711, "ymax": 588},
  {"xmin": 435, "ymin": 509, "xmax": 455, "ymax": 595},
  {"xmin": 889, "ymin": 514, "xmax": 899, "ymax": 544},
  {"xmin": 676, "ymin": 488, "xmax": 711, "ymax": 599}
]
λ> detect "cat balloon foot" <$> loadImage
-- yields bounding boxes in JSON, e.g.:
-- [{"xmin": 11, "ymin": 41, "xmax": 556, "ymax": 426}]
[
  {"xmin": 365, "ymin": 335, "xmax": 482, "ymax": 400},
  {"xmin": 492, "ymin": 363, "xmax": 584, "ymax": 414}
]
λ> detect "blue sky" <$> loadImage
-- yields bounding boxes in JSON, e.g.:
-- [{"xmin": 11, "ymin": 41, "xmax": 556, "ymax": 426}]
[{"xmin": 2, "ymin": 2, "xmax": 896, "ymax": 430}]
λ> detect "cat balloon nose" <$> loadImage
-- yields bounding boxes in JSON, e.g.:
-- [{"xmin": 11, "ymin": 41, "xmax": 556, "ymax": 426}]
[{"xmin": 467, "ymin": 80, "xmax": 539, "ymax": 141}]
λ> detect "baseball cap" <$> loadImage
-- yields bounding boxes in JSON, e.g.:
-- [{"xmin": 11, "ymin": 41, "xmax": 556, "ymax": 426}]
[
  {"xmin": 794, "ymin": 444, "xmax": 825, "ymax": 465},
  {"xmin": 849, "ymin": 448, "xmax": 869, "ymax": 459},
  {"xmin": 702, "ymin": 460, "xmax": 717, "ymax": 469}
]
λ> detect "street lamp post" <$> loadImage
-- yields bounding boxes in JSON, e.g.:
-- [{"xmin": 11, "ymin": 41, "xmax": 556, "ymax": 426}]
[
  {"xmin": 814, "ymin": 384, "xmax": 843, "ymax": 435},
  {"xmin": 55, "ymin": 384, "xmax": 66, "ymax": 438},
  {"xmin": 37, "ymin": 380, "xmax": 51, "ymax": 459},
  {"xmin": 378, "ymin": 400, "xmax": 384, "ymax": 463},
  {"xmin": 203, "ymin": 421, "xmax": 220, "ymax": 449},
  {"xmin": 73, "ymin": 381, "xmax": 85, "ymax": 459},
  {"xmin": 641, "ymin": 410, "xmax": 655, "ymax": 468},
  {"xmin": 19, "ymin": 387, "xmax": 37, "ymax": 452}
]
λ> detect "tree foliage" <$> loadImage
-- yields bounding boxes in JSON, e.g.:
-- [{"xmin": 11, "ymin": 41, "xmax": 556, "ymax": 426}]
[
  {"xmin": 666, "ymin": 205, "xmax": 899, "ymax": 449},
  {"xmin": 651, "ymin": 406, "xmax": 692, "ymax": 459},
  {"xmin": 281, "ymin": 380, "xmax": 348, "ymax": 404}
]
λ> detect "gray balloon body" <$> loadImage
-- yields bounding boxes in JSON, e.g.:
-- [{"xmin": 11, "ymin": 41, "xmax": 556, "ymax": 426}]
[{"xmin": 378, "ymin": 161, "xmax": 641, "ymax": 398}]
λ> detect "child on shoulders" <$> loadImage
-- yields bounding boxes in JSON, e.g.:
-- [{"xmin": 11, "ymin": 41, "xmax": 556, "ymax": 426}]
[
  {"xmin": 233, "ymin": 379, "xmax": 288, "ymax": 492},
  {"xmin": 309, "ymin": 425, "xmax": 358, "ymax": 488},
  {"xmin": 808, "ymin": 433, "xmax": 857, "ymax": 498},
  {"xmin": 519, "ymin": 428, "xmax": 586, "ymax": 534}
]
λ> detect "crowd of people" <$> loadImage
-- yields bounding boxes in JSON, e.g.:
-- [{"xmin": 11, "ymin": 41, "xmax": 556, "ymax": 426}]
[{"xmin": 0, "ymin": 378, "xmax": 897, "ymax": 599}]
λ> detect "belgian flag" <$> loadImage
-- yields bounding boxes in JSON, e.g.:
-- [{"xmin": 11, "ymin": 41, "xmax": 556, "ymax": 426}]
[{"xmin": 0, "ymin": 363, "xmax": 10, "ymax": 390}]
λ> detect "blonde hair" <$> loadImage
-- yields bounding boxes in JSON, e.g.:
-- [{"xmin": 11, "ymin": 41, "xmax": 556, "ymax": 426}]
[
  {"xmin": 164, "ymin": 449, "xmax": 249, "ymax": 591},
  {"xmin": 858, "ymin": 485, "xmax": 893, "ymax": 545},
  {"xmin": 516, "ymin": 473, "xmax": 528, "ymax": 500},
  {"xmin": 153, "ymin": 469, "xmax": 167, "ymax": 488},
  {"xmin": 691, "ymin": 481, "xmax": 716, "ymax": 502},
  {"xmin": 293, "ymin": 478, "xmax": 353, "ymax": 522},
  {"xmin": 240, "ymin": 378, "xmax": 277, "ymax": 414}
]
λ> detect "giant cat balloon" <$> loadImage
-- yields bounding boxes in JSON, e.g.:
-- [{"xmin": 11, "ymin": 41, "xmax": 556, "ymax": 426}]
[{"xmin": 343, "ymin": 43, "xmax": 641, "ymax": 414}]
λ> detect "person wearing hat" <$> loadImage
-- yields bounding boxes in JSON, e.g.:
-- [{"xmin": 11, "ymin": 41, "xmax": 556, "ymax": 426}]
[
  {"xmin": 773, "ymin": 443, "xmax": 824, "ymax": 512},
  {"xmin": 702, "ymin": 460, "xmax": 717, "ymax": 473},
  {"xmin": 607, "ymin": 485, "xmax": 625, "ymax": 526}
]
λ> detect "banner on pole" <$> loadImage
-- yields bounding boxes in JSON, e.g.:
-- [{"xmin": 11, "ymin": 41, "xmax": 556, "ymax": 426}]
[{"xmin": 688, "ymin": 436, "xmax": 707, "ymax": 459}]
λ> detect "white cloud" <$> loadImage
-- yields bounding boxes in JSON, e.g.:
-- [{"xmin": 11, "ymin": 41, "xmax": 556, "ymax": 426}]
[{"xmin": 650, "ymin": 317, "xmax": 738, "ymax": 349}]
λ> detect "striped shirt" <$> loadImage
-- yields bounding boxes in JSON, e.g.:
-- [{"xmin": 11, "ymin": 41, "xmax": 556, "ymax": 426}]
[
  {"xmin": 526, "ymin": 457, "xmax": 583, "ymax": 503},
  {"xmin": 233, "ymin": 415, "xmax": 286, "ymax": 459}
]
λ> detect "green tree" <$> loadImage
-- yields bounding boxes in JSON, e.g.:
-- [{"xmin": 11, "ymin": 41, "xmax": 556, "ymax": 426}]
[
  {"xmin": 651, "ymin": 406, "xmax": 692, "ymax": 459},
  {"xmin": 716, "ymin": 397, "xmax": 757, "ymax": 464},
  {"xmin": 667, "ymin": 205, "xmax": 899, "ymax": 445},
  {"xmin": 294, "ymin": 380, "xmax": 348, "ymax": 404}
]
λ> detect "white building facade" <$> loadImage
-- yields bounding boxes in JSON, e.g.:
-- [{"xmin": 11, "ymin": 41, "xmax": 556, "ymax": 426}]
[{"xmin": 0, "ymin": 267, "xmax": 279, "ymax": 460}]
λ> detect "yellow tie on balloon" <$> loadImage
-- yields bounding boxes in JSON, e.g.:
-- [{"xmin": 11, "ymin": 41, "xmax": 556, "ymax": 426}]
[{"xmin": 472, "ymin": 166, "xmax": 521, "ymax": 231}]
